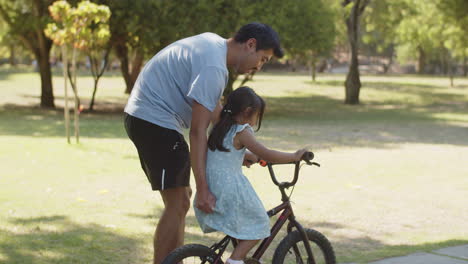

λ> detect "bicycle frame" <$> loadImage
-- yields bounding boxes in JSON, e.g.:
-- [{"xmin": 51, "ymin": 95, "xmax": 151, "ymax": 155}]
[{"xmin": 208, "ymin": 161, "xmax": 317, "ymax": 264}]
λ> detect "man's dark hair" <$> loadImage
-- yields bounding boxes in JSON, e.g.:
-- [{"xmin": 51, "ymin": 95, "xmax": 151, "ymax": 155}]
[{"xmin": 234, "ymin": 22, "xmax": 284, "ymax": 58}]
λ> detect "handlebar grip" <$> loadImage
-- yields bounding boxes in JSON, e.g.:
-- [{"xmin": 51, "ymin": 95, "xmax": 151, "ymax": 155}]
[
  {"xmin": 302, "ymin": 151, "xmax": 314, "ymax": 162},
  {"xmin": 259, "ymin": 160, "xmax": 267, "ymax": 167}
]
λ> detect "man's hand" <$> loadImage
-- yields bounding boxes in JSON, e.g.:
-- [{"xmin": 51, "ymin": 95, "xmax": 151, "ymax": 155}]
[{"xmin": 195, "ymin": 188, "xmax": 216, "ymax": 213}]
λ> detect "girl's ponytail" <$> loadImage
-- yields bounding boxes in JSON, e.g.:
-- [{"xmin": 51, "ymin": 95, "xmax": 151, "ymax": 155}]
[{"xmin": 208, "ymin": 104, "xmax": 236, "ymax": 152}]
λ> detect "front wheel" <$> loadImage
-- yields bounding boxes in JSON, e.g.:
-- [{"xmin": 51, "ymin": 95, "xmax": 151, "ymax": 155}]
[
  {"xmin": 162, "ymin": 244, "xmax": 219, "ymax": 264},
  {"xmin": 272, "ymin": 229, "xmax": 335, "ymax": 264}
]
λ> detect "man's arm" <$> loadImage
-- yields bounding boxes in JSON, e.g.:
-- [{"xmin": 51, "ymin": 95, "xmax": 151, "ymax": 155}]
[{"xmin": 190, "ymin": 101, "xmax": 216, "ymax": 213}]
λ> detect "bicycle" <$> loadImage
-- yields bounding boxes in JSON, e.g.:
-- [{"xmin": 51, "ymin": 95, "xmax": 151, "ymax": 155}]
[{"xmin": 162, "ymin": 152, "xmax": 336, "ymax": 264}]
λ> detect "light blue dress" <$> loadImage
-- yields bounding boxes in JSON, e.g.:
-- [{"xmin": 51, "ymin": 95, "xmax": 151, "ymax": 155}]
[{"xmin": 194, "ymin": 124, "xmax": 270, "ymax": 240}]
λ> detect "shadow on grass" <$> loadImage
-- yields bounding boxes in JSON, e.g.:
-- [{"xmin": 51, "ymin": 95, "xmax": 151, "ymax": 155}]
[
  {"xmin": 0, "ymin": 104, "xmax": 128, "ymax": 139},
  {"xmin": 127, "ymin": 207, "xmax": 468, "ymax": 263},
  {"xmin": 19, "ymin": 94, "xmax": 128, "ymax": 108},
  {"xmin": 1, "ymin": 91, "xmax": 467, "ymax": 149},
  {"xmin": 314, "ymin": 79, "xmax": 445, "ymax": 90},
  {"xmin": 313, "ymin": 79, "xmax": 468, "ymax": 107},
  {"xmin": 262, "ymin": 91, "xmax": 467, "ymax": 122},
  {"xmin": 0, "ymin": 69, "xmax": 37, "ymax": 80},
  {"xmin": 294, "ymin": 217, "xmax": 468, "ymax": 263},
  {"xmin": 0, "ymin": 215, "xmax": 146, "ymax": 264},
  {"xmin": 128, "ymin": 207, "xmax": 384, "ymax": 263},
  {"xmin": 262, "ymin": 94, "xmax": 468, "ymax": 149}
]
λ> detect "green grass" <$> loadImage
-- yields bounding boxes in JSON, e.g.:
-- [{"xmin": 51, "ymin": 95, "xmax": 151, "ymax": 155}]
[{"xmin": 1, "ymin": 70, "xmax": 467, "ymax": 263}]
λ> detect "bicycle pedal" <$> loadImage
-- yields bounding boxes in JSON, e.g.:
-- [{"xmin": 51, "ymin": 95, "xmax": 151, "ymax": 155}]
[{"xmin": 244, "ymin": 258, "xmax": 261, "ymax": 264}]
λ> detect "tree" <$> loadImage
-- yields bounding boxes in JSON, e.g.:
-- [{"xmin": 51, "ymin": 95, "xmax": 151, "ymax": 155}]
[
  {"xmin": 394, "ymin": 0, "xmax": 467, "ymax": 85},
  {"xmin": 98, "ymin": 0, "xmax": 245, "ymax": 94},
  {"xmin": 0, "ymin": 0, "xmax": 55, "ymax": 108},
  {"xmin": 394, "ymin": 1, "xmax": 440, "ymax": 74},
  {"xmin": 189, "ymin": 0, "xmax": 244, "ymax": 98},
  {"xmin": 45, "ymin": 0, "xmax": 111, "ymax": 143},
  {"xmin": 98, "ymin": 0, "xmax": 148, "ymax": 94},
  {"xmin": 342, "ymin": 0, "xmax": 371, "ymax": 105},
  {"xmin": 276, "ymin": 0, "xmax": 336, "ymax": 81},
  {"xmin": 436, "ymin": 0, "xmax": 468, "ymax": 79},
  {"xmin": 97, "ymin": 0, "xmax": 182, "ymax": 94},
  {"xmin": 362, "ymin": 0, "xmax": 405, "ymax": 73},
  {"xmin": 87, "ymin": 47, "xmax": 111, "ymax": 111},
  {"xmin": 76, "ymin": 3, "xmax": 112, "ymax": 111}
]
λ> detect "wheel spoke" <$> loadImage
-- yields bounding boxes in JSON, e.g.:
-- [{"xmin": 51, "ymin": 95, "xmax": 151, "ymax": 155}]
[
  {"xmin": 275, "ymin": 229, "xmax": 335, "ymax": 264},
  {"xmin": 292, "ymin": 245, "xmax": 304, "ymax": 264}
]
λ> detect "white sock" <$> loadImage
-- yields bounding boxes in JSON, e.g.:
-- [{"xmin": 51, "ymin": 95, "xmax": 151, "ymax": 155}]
[{"xmin": 226, "ymin": 258, "xmax": 244, "ymax": 264}]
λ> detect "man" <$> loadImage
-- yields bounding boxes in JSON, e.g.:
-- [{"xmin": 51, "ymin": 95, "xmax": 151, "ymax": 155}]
[{"xmin": 124, "ymin": 22, "xmax": 283, "ymax": 264}]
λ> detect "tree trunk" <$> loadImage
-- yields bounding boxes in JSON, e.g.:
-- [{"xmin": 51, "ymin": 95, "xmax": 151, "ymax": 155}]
[
  {"xmin": 223, "ymin": 69, "xmax": 238, "ymax": 103},
  {"xmin": 240, "ymin": 72, "xmax": 255, "ymax": 87},
  {"xmin": 317, "ymin": 59, "xmax": 328, "ymax": 73},
  {"xmin": 90, "ymin": 78, "xmax": 99, "ymax": 111},
  {"xmin": 61, "ymin": 45, "xmax": 71, "ymax": 144},
  {"xmin": 115, "ymin": 43, "xmax": 131, "ymax": 93},
  {"xmin": 382, "ymin": 47, "xmax": 394, "ymax": 74},
  {"xmin": 66, "ymin": 63, "xmax": 81, "ymax": 108},
  {"xmin": 89, "ymin": 47, "xmax": 111, "ymax": 111},
  {"xmin": 37, "ymin": 45, "xmax": 55, "ymax": 108},
  {"xmin": 115, "ymin": 42, "xmax": 144, "ymax": 94},
  {"xmin": 71, "ymin": 47, "xmax": 80, "ymax": 144},
  {"xmin": 345, "ymin": 47, "xmax": 361, "ymax": 104},
  {"xmin": 344, "ymin": 0, "xmax": 366, "ymax": 105},
  {"xmin": 447, "ymin": 51, "xmax": 454, "ymax": 87},
  {"xmin": 311, "ymin": 56, "xmax": 317, "ymax": 82},
  {"xmin": 463, "ymin": 53, "xmax": 467, "ymax": 77},
  {"xmin": 127, "ymin": 50, "xmax": 144, "ymax": 94},
  {"xmin": 9, "ymin": 44, "xmax": 16, "ymax": 67},
  {"xmin": 440, "ymin": 47, "xmax": 448, "ymax": 75},
  {"xmin": 417, "ymin": 46, "xmax": 426, "ymax": 74}
]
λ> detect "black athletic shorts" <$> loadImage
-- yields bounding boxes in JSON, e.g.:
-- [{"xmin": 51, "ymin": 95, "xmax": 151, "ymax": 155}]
[{"xmin": 124, "ymin": 114, "xmax": 191, "ymax": 191}]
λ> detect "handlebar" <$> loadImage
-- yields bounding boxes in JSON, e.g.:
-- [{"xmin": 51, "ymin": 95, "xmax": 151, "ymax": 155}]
[{"xmin": 258, "ymin": 152, "xmax": 320, "ymax": 189}]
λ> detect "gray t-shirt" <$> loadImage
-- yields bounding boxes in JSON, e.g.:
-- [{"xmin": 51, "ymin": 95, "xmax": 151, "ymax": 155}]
[{"xmin": 124, "ymin": 32, "xmax": 228, "ymax": 134}]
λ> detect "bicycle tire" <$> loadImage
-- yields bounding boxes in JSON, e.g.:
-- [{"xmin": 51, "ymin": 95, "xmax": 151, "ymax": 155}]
[
  {"xmin": 161, "ymin": 244, "xmax": 219, "ymax": 264},
  {"xmin": 272, "ymin": 229, "xmax": 336, "ymax": 264}
]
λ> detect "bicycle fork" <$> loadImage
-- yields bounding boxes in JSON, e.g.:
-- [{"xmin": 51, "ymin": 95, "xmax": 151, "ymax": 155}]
[{"xmin": 287, "ymin": 218, "xmax": 316, "ymax": 264}]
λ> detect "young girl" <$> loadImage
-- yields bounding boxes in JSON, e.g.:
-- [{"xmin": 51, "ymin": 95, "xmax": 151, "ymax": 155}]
[{"xmin": 194, "ymin": 86, "xmax": 307, "ymax": 264}]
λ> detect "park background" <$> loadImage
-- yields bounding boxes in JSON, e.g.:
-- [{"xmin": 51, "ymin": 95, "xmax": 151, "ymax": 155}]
[{"xmin": 0, "ymin": 0, "xmax": 467, "ymax": 263}]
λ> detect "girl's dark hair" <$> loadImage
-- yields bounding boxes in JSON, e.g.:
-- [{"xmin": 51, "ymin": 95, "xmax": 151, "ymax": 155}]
[{"xmin": 208, "ymin": 86, "xmax": 265, "ymax": 152}]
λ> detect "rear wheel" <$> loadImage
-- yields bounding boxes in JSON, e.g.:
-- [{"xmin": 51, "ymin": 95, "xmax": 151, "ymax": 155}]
[
  {"xmin": 272, "ymin": 229, "xmax": 335, "ymax": 264},
  {"xmin": 162, "ymin": 244, "xmax": 219, "ymax": 264}
]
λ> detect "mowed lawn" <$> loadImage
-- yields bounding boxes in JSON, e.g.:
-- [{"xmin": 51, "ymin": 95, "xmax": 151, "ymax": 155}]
[{"xmin": 1, "ymin": 70, "xmax": 467, "ymax": 264}]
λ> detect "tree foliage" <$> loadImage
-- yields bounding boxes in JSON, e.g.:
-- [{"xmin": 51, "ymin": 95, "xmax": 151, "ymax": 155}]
[
  {"xmin": 275, "ymin": 0, "xmax": 336, "ymax": 81},
  {"xmin": 96, "ymin": 0, "xmax": 245, "ymax": 94},
  {"xmin": 95, "ymin": 0, "xmax": 337, "ymax": 94},
  {"xmin": 45, "ymin": 0, "xmax": 111, "ymax": 111},
  {"xmin": 364, "ymin": 0, "xmax": 467, "ymax": 75},
  {"xmin": 45, "ymin": 0, "xmax": 111, "ymax": 143},
  {"xmin": 0, "ymin": 0, "xmax": 55, "ymax": 107},
  {"xmin": 45, "ymin": 0, "xmax": 110, "ymax": 50}
]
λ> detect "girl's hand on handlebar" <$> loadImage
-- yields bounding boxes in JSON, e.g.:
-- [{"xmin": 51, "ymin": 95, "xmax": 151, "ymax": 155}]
[
  {"xmin": 294, "ymin": 148, "xmax": 309, "ymax": 161},
  {"xmin": 243, "ymin": 151, "xmax": 259, "ymax": 168},
  {"xmin": 243, "ymin": 158, "xmax": 257, "ymax": 168}
]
